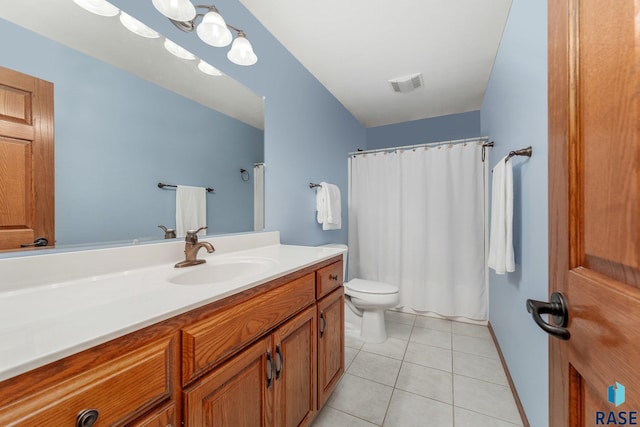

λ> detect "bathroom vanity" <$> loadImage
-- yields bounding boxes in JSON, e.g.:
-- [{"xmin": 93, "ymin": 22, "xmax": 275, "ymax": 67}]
[{"xmin": 0, "ymin": 232, "xmax": 344, "ymax": 426}]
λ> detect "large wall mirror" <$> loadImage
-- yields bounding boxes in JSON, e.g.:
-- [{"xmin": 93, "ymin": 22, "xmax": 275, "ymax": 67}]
[{"xmin": 0, "ymin": 0, "xmax": 265, "ymax": 252}]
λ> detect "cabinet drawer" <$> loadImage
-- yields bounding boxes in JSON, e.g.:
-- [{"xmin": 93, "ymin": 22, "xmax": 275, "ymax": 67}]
[
  {"xmin": 182, "ymin": 273, "xmax": 316, "ymax": 384},
  {"xmin": 315, "ymin": 261, "xmax": 343, "ymax": 299},
  {"xmin": 0, "ymin": 335, "xmax": 175, "ymax": 427}
]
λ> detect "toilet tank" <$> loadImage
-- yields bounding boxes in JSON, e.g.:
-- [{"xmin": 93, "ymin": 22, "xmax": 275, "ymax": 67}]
[{"xmin": 319, "ymin": 243, "xmax": 348, "ymax": 279}]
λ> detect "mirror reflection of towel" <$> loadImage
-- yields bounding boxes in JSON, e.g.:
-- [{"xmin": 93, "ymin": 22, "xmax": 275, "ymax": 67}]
[
  {"xmin": 316, "ymin": 182, "xmax": 341, "ymax": 230},
  {"xmin": 488, "ymin": 157, "xmax": 515, "ymax": 274},
  {"xmin": 176, "ymin": 185, "xmax": 206, "ymax": 237}
]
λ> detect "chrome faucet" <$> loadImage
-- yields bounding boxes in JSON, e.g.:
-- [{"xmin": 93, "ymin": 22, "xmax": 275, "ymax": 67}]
[{"xmin": 175, "ymin": 226, "xmax": 215, "ymax": 268}]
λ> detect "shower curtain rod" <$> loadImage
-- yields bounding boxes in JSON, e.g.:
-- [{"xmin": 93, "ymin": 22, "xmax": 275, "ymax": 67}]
[{"xmin": 348, "ymin": 136, "xmax": 491, "ymax": 156}]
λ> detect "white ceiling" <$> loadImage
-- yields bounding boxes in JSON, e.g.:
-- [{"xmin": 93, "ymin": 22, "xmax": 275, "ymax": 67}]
[{"xmin": 240, "ymin": 0, "xmax": 512, "ymax": 128}]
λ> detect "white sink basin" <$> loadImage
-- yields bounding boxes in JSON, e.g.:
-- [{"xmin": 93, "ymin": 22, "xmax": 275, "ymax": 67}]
[{"xmin": 168, "ymin": 256, "xmax": 279, "ymax": 285}]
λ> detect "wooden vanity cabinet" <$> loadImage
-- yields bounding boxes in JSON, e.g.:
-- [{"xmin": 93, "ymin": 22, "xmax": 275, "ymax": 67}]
[
  {"xmin": 183, "ymin": 306, "xmax": 318, "ymax": 427},
  {"xmin": 0, "ymin": 256, "xmax": 344, "ymax": 427}
]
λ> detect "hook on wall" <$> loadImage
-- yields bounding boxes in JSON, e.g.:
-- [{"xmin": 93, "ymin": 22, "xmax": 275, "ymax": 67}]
[{"xmin": 240, "ymin": 168, "xmax": 250, "ymax": 182}]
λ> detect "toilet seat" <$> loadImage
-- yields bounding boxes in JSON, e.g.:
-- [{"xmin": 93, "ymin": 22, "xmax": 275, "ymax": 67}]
[
  {"xmin": 346, "ymin": 278, "xmax": 398, "ymax": 295},
  {"xmin": 344, "ymin": 278, "xmax": 399, "ymax": 308}
]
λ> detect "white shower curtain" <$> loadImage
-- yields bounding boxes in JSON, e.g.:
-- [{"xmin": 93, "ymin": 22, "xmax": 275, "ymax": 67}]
[{"xmin": 348, "ymin": 141, "xmax": 487, "ymax": 320}]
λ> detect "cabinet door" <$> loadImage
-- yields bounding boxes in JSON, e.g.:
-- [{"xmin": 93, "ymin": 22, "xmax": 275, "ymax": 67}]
[
  {"xmin": 272, "ymin": 306, "xmax": 317, "ymax": 427},
  {"xmin": 183, "ymin": 336, "xmax": 273, "ymax": 427},
  {"xmin": 317, "ymin": 287, "xmax": 344, "ymax": 408}
]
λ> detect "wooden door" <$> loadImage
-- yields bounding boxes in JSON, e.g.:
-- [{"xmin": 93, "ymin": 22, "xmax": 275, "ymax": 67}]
[
  {"xmin": 183, "ymin": 336, "xmax": 273, "ymax": 427},
  {"xmin": 548, "ymin": 0, "xmax": 640, "ymax": 426},
  {"xmin": 272, "ymin": 306, "xmax": 317, "ymax": 427},
  {"xmin": 0, "ymin": 66, "xmax": 54, "ymax": 250},
  {"xmin": 317, "ymin": 287, "xmax": 344, "ymax": 409}
]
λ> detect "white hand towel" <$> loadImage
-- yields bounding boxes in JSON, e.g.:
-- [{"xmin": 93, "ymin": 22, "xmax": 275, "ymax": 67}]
[
  {"xmin": 316, "ymin": 182, "xmax": 341, "ymax": 230},
  {"xmin": 488, "ymin": 157, "xmax": 515, "ymax": 274},
  {"xmin": 176, "ymin": 185, "xmax": 207, "ymax": 238}
]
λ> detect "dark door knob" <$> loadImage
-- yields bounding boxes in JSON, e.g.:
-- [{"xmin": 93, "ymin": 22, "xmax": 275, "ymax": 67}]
[
  {"xmin": 526, "ymin": 292, "xmax": 570, "ymax": 340},
  {"xmin": 20, "ymin": 237, "xmax": 49, "ymax": 247}
]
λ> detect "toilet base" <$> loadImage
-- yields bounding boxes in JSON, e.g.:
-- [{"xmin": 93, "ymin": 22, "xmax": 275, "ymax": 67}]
[{"xmin": 360, "ymin": 309, "xmax": 388, "ymax": 343}]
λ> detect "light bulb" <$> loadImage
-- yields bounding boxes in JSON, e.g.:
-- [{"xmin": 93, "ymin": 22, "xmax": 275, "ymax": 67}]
[
  {"xmin": 164, "ymin": 39, "xmax": 196, "ymax": 60},
  {"xmin": 152, "ymin": 0, "xmax": 196, "ymax": 22},
  {"xmin": 73, "ymin": 0, "xmax": 119, "ymax": 17},
  {"xmin": 198, "ymin": 60, "xmax": 223, "ymax": 76},
  {"xmin": 227, "ymin": 34, "xmax": 257, "ymax": 66},
  {"xmin": 120, "ymin": 12, "xmax": 160, "ymax": 38},
  {"xmin": 196, "ymin": 9, "xmax": 232, "ymax": 47}
]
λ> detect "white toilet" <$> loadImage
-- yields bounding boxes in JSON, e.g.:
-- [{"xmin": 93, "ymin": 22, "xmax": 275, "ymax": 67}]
[{"xmin": 321, "ymin": 244, "xmax": 399, "ymax": 343}]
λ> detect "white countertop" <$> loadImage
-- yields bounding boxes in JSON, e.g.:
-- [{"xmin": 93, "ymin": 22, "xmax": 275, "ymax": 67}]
[{"xmin": 0, "ymin": 233, "xmax": 344, "ymax": 381}]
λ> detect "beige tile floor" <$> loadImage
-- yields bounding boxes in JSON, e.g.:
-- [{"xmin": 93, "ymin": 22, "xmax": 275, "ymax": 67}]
[{"xmin": 312, "ymin": 310, "xmax": 525, "ymax": 427}]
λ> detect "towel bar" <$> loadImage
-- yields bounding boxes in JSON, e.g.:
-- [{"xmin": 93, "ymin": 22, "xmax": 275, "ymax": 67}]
[{"xmin": 158, "ymin": 182, "xmax": 214, "ymax": 193}]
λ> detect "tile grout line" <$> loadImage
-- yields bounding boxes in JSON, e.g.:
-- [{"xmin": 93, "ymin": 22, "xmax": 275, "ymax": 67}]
[{"xmin": 380, "ymin": 315, "xmax": 416, "ymax": 426}]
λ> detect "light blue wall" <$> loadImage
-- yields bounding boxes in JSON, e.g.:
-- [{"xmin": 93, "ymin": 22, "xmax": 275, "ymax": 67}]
[
  {"xmin": 480, "ymin": 1, "xmax": 548, "ymax": 426},
  {"xmin": 366, "ymin": 111, "xmax": 481, "ymax": 150},
  {"xmin": 0, "ymin": 19, "xmax": 263, "ymax": 246},
  {"xmin": 110, "ymin": 0, "xmax": 365, "ymax": 247}
]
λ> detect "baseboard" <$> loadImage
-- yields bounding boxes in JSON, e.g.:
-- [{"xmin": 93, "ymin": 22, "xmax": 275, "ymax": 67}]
[{"xmin": 488, "ymin": 322, "xmax": 531, "ymax": 427}]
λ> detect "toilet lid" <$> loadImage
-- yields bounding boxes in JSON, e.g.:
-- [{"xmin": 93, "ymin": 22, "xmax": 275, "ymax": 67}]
[{"xmin": 346, "ymin": 278, "xmax": 398, "ymax": 295}]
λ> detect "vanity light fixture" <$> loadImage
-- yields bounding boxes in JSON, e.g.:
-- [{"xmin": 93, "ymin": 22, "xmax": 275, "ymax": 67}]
[
  {"xmin": 72, "ymin": 0, "xmax": 223, "ymax": 77},
  {"xmin": 73, "ymin": 0, "xmax": 119, "ymax": 17},
  {"xmin": 152, "ymin": 0, "xmax": 258, "ymax": 66}
]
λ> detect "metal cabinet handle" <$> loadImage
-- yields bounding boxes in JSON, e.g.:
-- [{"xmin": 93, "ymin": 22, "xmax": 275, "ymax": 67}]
[
  {"xmin": 266, "ymin": 350, "xmax": 274, "ymax": 388},
  {"xmin": 275, "ymin": 345, "xmax": 284, "ymax": 379},
  {"xmin": 76, "ymin": 409, "xmax": 99, "ymax": 427},
  {"xmin": 329, "ymin": 274, "xmax": 338, "ymax": 281},
  {"xmin": 526, "ymin": 292, "xmax": 570, "ymax": 340},
  {"xmin": 319, "ymin": 312, "xmax": 326, "ymax": 338}
]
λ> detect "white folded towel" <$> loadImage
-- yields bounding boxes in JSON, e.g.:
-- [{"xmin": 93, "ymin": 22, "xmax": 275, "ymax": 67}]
[
  {"xmin": 176, "ymin": 185, "xmax": 207, "ymax": 238},
  {"xmin": 488, "ymin": 156, "xmax": 515, "ymax": 274},
  {"xmin": 316, "ymin": 182, "xmax": 341, "ymax": 230}
]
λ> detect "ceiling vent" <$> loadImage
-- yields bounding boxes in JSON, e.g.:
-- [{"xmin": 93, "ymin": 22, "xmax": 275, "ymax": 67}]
[{"xmin": 389, "ymin": 73, "xmax": 423, "ymax": 93}]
